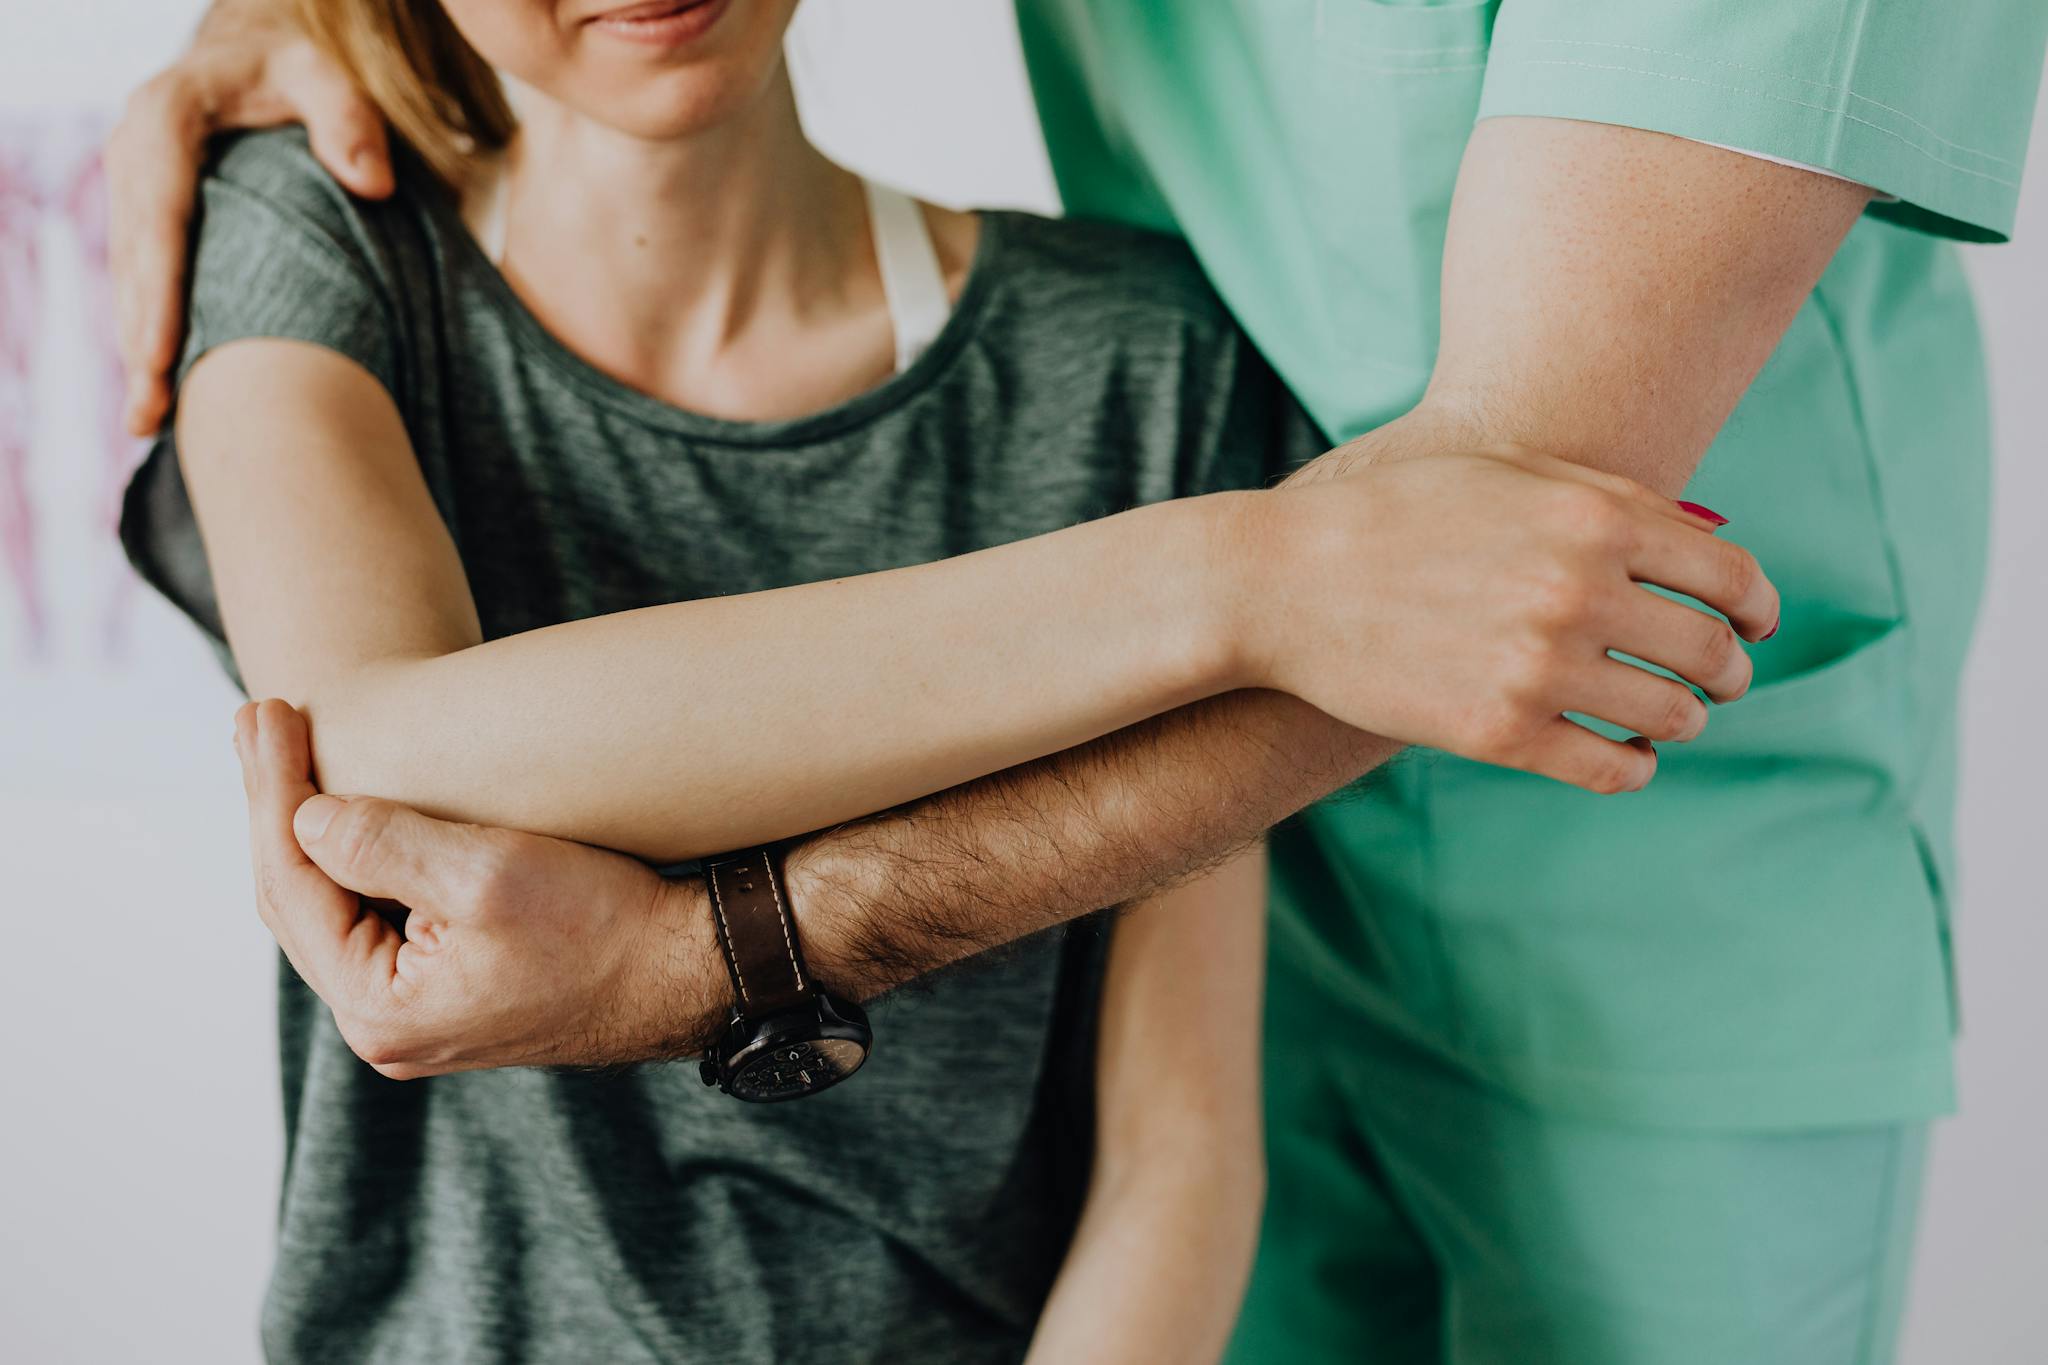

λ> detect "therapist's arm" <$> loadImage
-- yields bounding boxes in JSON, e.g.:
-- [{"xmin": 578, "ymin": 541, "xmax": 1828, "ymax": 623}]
[
  {"xmin": 1304, "ymin": 115, "xmax": 1875, "ymax": 496},
  {"xmin": 777, "ymin": 115, "xmax": 1877, "ymax": 996},
  {"xmin": 544, "ymin": 112, "xmax": 1875, "ymax": 1000}
]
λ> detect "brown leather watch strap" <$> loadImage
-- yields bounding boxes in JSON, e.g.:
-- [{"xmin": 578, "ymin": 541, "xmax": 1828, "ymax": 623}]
[{"xmin": 702, "ymin": 847, "xmax": 810, "ymax": 1020}]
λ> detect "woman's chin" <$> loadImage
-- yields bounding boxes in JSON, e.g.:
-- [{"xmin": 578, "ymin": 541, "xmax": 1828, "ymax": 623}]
[{"xmin": 545, "ymin": 69, "xmax": 770, "ymax": 143}]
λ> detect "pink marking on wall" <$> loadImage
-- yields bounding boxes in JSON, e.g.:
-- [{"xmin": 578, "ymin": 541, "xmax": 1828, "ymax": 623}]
[
  {"xmin": 0, "ymin": 112, "xmax": 148, "ymax": 663},
  {"xmin": 0, "ymin": 128, "xmax": 48, "ymax": 653}
]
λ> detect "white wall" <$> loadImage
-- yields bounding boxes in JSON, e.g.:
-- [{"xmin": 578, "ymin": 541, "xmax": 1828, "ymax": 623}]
[
  {"xmin": 0, "ymin": 4, "xmax": 2040, "ymax": 1361},
  {"xmin": 1901, "ymin": 79, "xmax": 2048, "ymax": 1365}
]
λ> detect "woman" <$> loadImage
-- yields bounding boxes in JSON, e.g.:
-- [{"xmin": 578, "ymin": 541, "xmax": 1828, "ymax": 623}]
[{"xmin": 120, "ymin": 1, "xmax": 1768, "ymax": 1361}]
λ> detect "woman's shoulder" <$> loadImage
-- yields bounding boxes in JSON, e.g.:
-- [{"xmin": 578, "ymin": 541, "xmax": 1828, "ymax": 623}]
[
  {"xmin": 182, "ymin": 129, "xmax": 467, "ymax": 404},
  {"xmin": 203, "ymin": 125, "xmax": 357, "ymax": 214},
  {"xmin": 197, "ymin": 127, "xmax": 450, "ymax": 290}
]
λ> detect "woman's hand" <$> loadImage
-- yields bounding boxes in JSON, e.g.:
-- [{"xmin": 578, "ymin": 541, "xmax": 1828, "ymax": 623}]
[
  {"xmin": 106, "ymin": 0, "xmax": 389, "ymax": 436},
  {"xmin": 1226, "ymin": 445, "xmax": 1778, "ymax": 793}
]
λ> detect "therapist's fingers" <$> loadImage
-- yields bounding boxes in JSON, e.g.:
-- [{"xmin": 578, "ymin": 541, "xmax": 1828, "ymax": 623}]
[
  {"xmin": 234, "ymin": 701, "xmax": 259, "ymax": 800},
  {"xmin": 1607, "ymin": 592, "xmax": 1756, "ymax": 704},
  {"xmin": 106, "ymin": 36, "xmax": 391, "ymax": 437},
  {"xmin": 1510, "ymin": 721, "xmax": 1659, "ymax": 796},
  {"xmin": 292, "ymin": 792, "xmax": 498, "ymax": 923},
  {"xmin": 268, "ymin": 39, "xmax": 394, "ymax": 200},
  {"xmin": 107, "ymin": 68, "xmax": 220, "ymax": 436},
  {"xmin": 243, "ymin": 700, "xmax": 392, "ymax": 988}
]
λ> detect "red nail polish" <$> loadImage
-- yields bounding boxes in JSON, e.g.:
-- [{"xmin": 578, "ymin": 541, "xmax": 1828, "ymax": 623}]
[
  {"xmin": 1676, "ymin": 500, "xmax": 1729, "ymax": 527},
  {"xmin": 1761, "ymin": 617, "xmax": 1780, "ymax": 641}
]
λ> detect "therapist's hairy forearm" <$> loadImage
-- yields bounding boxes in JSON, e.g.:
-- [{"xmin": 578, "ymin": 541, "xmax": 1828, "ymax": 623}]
[
  {"xmin": 782, "ymin": 691, "xmax": 1393, "ymax": 998},
  {"xmin": 762, "ymin": 121, "xmax": 1874, "ymax": 1001},
  {"xmin": 1314, "ymin": 117, "xmax": 1874, "ymax": 497}
]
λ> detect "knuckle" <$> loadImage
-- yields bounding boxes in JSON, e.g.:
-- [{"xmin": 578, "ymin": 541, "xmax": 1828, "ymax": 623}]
[
  {"xmin": 1583, "ymin": 752, "xmax": 1637, "ymax": 795},
  {"xmin": 122, "ymin": 72, "xmax": 177, "ymax": 122},
  {"xmin": 457, "ymin": 829, "xmax": 524, "ymax": 912},
  {"xmin": 343, "ymin": 1017, "xmax": 405, "ymax": 1071},
  {"xmin": 253, "ymin": 869, "xmax": 286, "ymax": 927},
  {"xmin": 330, "ymin": 801, "xmax": 395, "ymax": 875},
  {"xmin": 1524, "ymin": 565, "xmax": 1596, "ymax": 631},
  {"xmin": 1499, "ymin": 631, "xmax": 1567, "ymax": 699},
  {"xmin": 1657, "ymin": 687, "xmax": 1705, "ymax": 741},
  {"xmin": 1463, "ymin": 693, "xmax": 1535, "ymax": 759},
  {"xmin": 1717, "ymin": 546, "xmax": 1761, "ymax": 604},
  {"xmin": 1553, "ymin": 485, "xmax": 1628, "ymax": 546},
  {"xmin": 1694, "ymin": 619, "xmax": 1738, "ymax": 679},
  {"xmin": 126, "ymin": 71, "xmax": 201, "ymax": 140}
]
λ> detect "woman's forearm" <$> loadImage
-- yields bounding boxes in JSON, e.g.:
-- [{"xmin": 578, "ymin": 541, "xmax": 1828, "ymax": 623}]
[
  {"xmin": 1024, "ymin": 853, "xmax": 1267, "ymax": 1363},
  {"xmin": 304, "ymin": 488, "xmax": 1252, "ymax": 864},
  {"xmin": 182, "ymin": 342, "xmax": 1269, "ymax": 864}
]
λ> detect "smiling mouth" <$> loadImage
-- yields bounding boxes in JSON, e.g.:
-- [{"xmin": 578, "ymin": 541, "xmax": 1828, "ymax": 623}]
[{"xmin": 584, "ymin": 0, "xmax": 731, "ymax": 46}]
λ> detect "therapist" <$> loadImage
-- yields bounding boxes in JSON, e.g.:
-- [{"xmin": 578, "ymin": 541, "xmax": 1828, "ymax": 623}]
[
  {"xmin": 109, "ymin": 3, "xmax": 2046, "ymax": 1362},
  {"xmin": 1007, "ymin": 6, "xmax": 2045, "ymax": 1363}
]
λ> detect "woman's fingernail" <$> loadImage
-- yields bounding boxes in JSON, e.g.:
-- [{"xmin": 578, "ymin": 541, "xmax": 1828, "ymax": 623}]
[
  {"xmin": 1676, "ymin": 500, "xmax": 1729, "ymax": 526},
  {"xmin": 1761, "ymin": 617, "xmax": 1781, "ymax": 641}
]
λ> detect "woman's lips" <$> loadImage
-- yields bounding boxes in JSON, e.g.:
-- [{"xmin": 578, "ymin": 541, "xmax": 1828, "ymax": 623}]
[{"xmin": 584, "ymin": 0, "xmax": 731, "ymax": 47}]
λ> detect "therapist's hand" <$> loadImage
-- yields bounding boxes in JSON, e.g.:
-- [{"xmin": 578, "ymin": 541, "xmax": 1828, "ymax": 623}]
[
  {"xmin": 107, "ymin": 0, "xmax": 390, "ymax": 437},
  {"xmin": 233, "ymin": 699, "xmax": 725, "ymax": 1079}
]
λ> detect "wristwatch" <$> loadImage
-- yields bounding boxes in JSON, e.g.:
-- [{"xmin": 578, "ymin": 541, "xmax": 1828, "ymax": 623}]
[{"xmin": 698, "ymin": 846, "xmax": 872, "ymax": 1102}]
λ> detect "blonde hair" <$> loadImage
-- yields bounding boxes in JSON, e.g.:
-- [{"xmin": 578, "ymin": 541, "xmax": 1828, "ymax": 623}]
[{"xmin": 297, "ymin": 0, "xmax": 516, "ymax": 187}]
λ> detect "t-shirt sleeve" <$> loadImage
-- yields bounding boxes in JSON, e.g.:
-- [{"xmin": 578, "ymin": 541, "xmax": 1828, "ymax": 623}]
[
  {"xmin": 119, "ymin": 130, "xmax": 406, "ymax": 663},
  {"xmin": 1476, "ymin": 0, "xmax": 2048, "ymax": 242},
  {"xmin": 174, "ymin": 131, "xmax": 403, "ymax": 397}
]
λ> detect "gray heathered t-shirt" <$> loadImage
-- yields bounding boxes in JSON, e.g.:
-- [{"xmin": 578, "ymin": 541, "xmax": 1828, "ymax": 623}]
[{"xmin": 121, "ymin": 129, "xmax": 1296, "ymax": 1365}]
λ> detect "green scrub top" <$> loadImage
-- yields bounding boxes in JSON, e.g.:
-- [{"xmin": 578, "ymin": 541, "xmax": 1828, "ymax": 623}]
[{"xmin": 1018, "ymin": 0, "xmax": 2048, "ymax": 1128}]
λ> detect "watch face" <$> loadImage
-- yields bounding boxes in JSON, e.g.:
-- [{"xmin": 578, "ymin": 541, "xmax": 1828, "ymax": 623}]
[{"xmin": 730, "ymin": 1036, "xmax": 867, "ymax": 1102}]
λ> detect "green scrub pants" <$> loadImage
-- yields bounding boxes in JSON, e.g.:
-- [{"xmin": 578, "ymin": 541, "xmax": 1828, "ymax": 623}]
[{"xmin": 1227, "ymin": 909, "xmax": 1930, "ymax": 1365}]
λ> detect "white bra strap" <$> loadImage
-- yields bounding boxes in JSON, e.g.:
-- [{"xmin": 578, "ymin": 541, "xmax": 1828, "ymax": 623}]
[
  {"xmin": 862, "ymin": 178, "xmax": 952, "ymax": 373},
  {"xmin": 475, "ymin": 165, "xmax": 950, "ymax": 374}
]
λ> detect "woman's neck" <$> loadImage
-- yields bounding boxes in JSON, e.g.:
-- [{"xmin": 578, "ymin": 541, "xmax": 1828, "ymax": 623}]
[{"xmin": 487, "ymin": 65, "xmax": 895, "ymax": 420}]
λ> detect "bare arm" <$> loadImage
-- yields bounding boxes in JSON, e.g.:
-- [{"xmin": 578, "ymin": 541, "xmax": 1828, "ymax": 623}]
[
  {"xmin": 778, "ymin": 117, "xmax": 1874, "ymax": 1002},
  {"xmin": 214, "ymin": 119, "xmax": 1854, "ymax": 1085},
  {"xmin": 787, "ymin": 691, "xmax": 1377, "ymax": 998},
  {"xmin": 134, "ymin": 16, "xmax": 1776, "ymax": 867},
  {"xmin": 1316, "ymin": 116, "xmax": 1875, "ymax": 495},
  {"xmin": 178, "ymin": 332, "xmax": 1766, "ymax": 864},
  {"xmin": 178, "ymin": 341, "xmax": 1245, "ymax": 865},
  {"xmin": 1025, "ymin": 847, "xmax": 1268, "ymax": 1365}
]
